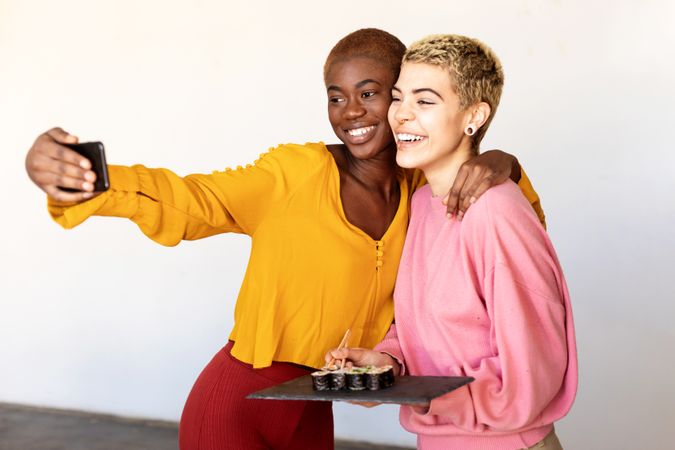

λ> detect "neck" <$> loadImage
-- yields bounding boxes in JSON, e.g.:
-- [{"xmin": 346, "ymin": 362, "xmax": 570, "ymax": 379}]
[
  {"xmin": 423, "ymin": 143, "xmax": 475, "ymax": 197},
  {"xmin": 342, "ymin": 144, "xmax": 399, "ymax": 196}
]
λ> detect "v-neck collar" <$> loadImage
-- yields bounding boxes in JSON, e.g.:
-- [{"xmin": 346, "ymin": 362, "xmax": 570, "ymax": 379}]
[{"xmin": 324, "ymin": 144, "xmax": 409, "ymax": 243}]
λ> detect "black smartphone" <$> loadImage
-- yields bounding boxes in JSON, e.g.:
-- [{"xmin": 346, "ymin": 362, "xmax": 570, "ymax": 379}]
[{"xmin": 60, "ymin": 141, "xmax": 110, "ymax": 192}]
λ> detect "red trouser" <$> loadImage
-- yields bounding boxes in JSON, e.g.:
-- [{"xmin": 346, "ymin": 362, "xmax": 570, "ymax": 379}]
[{"xmin": 179, "ymin": 341, "xmax": 334, "ymax": 450}]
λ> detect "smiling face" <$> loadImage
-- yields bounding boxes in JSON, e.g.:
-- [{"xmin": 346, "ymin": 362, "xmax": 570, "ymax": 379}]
[
  {"xmin": 389, "ymin": 62, "xmax": 474, "ymax": 175},
  {"xmin": 325, "ymin": 56, "xmax": 397, "ymax": 160}
]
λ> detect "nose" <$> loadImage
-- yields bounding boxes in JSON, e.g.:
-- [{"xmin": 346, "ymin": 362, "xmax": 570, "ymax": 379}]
[
  {"xmin": 392, "ymin": 99, "xmax": 414, "ymax": 125},
  {"xmin": 344, "ymin": 98, "xmax": 366, "ymax": 120}
]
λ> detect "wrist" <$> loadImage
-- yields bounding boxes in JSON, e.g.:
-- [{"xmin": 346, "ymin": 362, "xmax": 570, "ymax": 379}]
[{"xmin": 382, "ymin": 353, "xmax": 402, "ymax": 376}]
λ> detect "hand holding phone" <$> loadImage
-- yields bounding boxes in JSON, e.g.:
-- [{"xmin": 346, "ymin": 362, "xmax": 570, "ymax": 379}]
[
  {"xmin": 25, "ymin": 127, "xmax": 110, "ymax": 202},
  {"xmin": 60, "ymin": 142, "xmax": 110, "ymax": 193}
]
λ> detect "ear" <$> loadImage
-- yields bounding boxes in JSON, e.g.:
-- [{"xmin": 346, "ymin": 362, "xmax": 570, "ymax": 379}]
[{"xmin": 465, "ymin": 102, "xmax": 491, "ymax": 131}]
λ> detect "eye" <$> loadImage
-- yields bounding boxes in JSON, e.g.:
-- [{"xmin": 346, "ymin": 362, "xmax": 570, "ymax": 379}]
[
  {"xmin": 391, "ymin": 95, "xmax": 401, "ymax": 103},
  {"xmin": 329, "ymin": 96, "xmax": 345, "ymax": 104},
  {"xmin": 361, "ymin": 91, "xmax": 376, "ymax": 99},
  {"xmin": 417, "ymin": 99, "xmax": 435, "ymax": 106}
]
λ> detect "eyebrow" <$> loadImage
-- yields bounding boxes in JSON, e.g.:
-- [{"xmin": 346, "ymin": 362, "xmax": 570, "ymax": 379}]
[
  {"xmin": 327, "ymin": 78, "xmax": 382, "ymax": 92},
  {"xmin": 392, "ymin": 86, "xmax": 444, "ymax": 101}
]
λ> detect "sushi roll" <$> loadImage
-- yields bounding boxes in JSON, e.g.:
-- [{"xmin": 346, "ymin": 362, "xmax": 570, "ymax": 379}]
[
  {"xmin": 311, "ymin": 370, "xmax": 332, "ymax": 391},
  {"xmin": 365, "ymin": 366, "xmax": 382, "ymax": 390},
  {"xmin": 364, "ymin": 365, "xmax": 395, "ymax": 390},
  {"xmin": 379, "ymin": 365, "xmax": 395, "ymax": 388},
  {"xmin": 314, "ymin": 362, "xmax": 394, "ymax": 391},
  {"xmin": 330, "ymin": 369, "xmax": 346, "ymax": 390},
  {"xmin": 345, "ymin": 367, "xmax": 367, "ymax": 391}
]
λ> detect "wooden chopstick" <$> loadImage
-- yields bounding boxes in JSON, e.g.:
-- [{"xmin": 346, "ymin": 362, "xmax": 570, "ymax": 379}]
[
  {"xmin": 339, "ymin": 329, "xmax": 351, "ymax": 369},
  {"xmin": 326, "ymin": 328, "xmax": 350, "ymax": 369}
]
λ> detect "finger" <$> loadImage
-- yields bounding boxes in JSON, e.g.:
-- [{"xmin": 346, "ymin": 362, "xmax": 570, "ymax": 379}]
[
  {"xmin": 330, "ymin": 348, "xmax": 353, "ymax": 360},
  {"xmin": 457, "ymin": 172, "xmax": 491, "ymax": 217},
  {"xmin": 45, "ymin": 127, "xmax": 79, "ymax": 145},
  {"xmin": 459, "ymin": 177, "xmax": 494, "ymax": 215},
  {"xmin": 455, "ymin": 163, "xmax": 495, "ymax": 219},
  {"xmin": 29, "ymin": 158, "xmax": 96, "ymax": 193},
  {"xmin": 36, "ymin": 131, "xmax": 90, "ymax": 170},
  {"xmin": 329, "ymin": 347, "xmax": 370, "ymax": 366},
  {"xmin": 37, "ymin": 171, "xmax": 95, "ymax": 192},
  {"xmin": 32, "ymin": 135, "xmax": 85, "ymax": 165},
  {"xmin": 444, "ymin": 165, "xmax": 471, "ymax": 218},
  {"xmin": 325, "ymin": 350, "xmax": 336, "ymax": 364},
  {"xmin": 456, "ymin": 152, "xmax": 513, "ymax": 215},
  {"xmin": 26, "ymin": 153, "xmax": 83, "ymax": 192},
  {"xmin": 32, "ymin": 152, "xmax": 96, "ymax": 184},
  {"xmin": 43, "ymin": 142, "xmax": 92, "ymax": 170},
  {"xmin": 348, "ymin": 401, "xmax": 380, "ymax": 408},
  {"xmin": 44, "ymin": 185, "xmax": 94, "ymax": 203},
  {"xmin": 325, "ymin": 348, "xmax": 346, "ymax": 368}
]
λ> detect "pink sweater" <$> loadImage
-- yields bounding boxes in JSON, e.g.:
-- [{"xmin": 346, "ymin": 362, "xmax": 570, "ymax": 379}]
[{"xmin": 376, "ymin": 182, "xmax": 577, "ymax": 450}]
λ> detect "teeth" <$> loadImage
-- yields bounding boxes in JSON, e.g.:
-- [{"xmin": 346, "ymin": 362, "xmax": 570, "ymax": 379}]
[
  {"xmin": 397, "ymin": 133, "xmax": 424, "ymax": 142},
  {"xmin": 347, "ymin": 126, "xmax": 375, "ymax": 137}
]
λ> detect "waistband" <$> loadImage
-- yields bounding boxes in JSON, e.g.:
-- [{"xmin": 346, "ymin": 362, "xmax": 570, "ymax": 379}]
[
  {"xmin": 416, "ymin": 424, "xmax": 552, "ymax": 450},
  {"xmin": 223, "ymin": 340, "xmax": 314, "ymax": 383}
]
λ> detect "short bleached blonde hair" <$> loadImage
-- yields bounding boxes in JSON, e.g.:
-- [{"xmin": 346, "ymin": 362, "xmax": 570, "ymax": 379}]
[{"xmin": 404, "ymin": 34, "xmax": 504, "ymax": 151}]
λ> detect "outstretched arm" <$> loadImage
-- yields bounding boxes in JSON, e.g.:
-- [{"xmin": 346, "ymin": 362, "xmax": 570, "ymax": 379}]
[{"xmin": 27, "ymin": 128, "xmax": 302, "ymax": 246}]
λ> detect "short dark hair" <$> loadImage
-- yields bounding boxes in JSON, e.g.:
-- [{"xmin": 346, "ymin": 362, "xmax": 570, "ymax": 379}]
[{"xmin": 323, "ymin": 28, "xmax": 406, "ymax": 82}]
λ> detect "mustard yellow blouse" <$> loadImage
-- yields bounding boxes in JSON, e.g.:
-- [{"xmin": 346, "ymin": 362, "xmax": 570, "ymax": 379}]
[{"xmin": 49, "ymin": 142, "xmax": 544, "ymax": 368}]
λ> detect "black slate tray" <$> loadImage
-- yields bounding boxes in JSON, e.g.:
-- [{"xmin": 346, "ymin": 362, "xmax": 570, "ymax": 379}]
[{"xmin": 247, "ymin": 374, "xmax": 474, "ymax": 406}]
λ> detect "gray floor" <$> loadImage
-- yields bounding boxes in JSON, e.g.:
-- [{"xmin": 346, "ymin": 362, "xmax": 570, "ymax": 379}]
[{"xmin": 0, "ymin": 403, "xmax": 413, "ymax": 450}]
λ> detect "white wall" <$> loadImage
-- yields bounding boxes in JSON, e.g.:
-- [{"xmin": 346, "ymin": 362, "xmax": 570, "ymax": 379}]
[{"xmin": 1, "ymin": 0, "xmax": 674, "ymax": 448}]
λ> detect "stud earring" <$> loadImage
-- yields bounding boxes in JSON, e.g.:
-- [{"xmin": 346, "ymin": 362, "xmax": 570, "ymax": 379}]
[{"xmin": 465, "ymin": 124, "xmax": 476, "ymax": 136}]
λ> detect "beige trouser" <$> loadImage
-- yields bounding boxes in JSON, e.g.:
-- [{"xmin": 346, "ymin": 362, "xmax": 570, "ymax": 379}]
[{"xmin": 524, "ymin": 430, "xmax": 564, "ymax": 450}]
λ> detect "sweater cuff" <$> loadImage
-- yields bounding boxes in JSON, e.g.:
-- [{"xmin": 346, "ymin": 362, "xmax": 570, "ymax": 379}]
[
  {"xmin": 47, "ymin": 165, "xmax": 142, "ymax": 228},
  {"xmin": 425, "ymin": 389, "xmax": 465, "ymax": 417}
]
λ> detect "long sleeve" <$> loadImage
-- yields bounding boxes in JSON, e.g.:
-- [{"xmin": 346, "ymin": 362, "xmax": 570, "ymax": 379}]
[
  {"xmin": 420, "ymin": 183, "xmax": 575, "ymax": 432},
  {"xmin": 517, "ymin": 167, "xmax": 546, "ymax": 228},
  {"xmin": 424, "ymin": 265, "xmax": 569, "ymax": 431},
  {"xmin": 47, "ymin": 144, "xmax": 318, "ymax": 246},
  {"xmin": 374, "ymin": 323, "xmax": 407, "ymax": 375}
]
